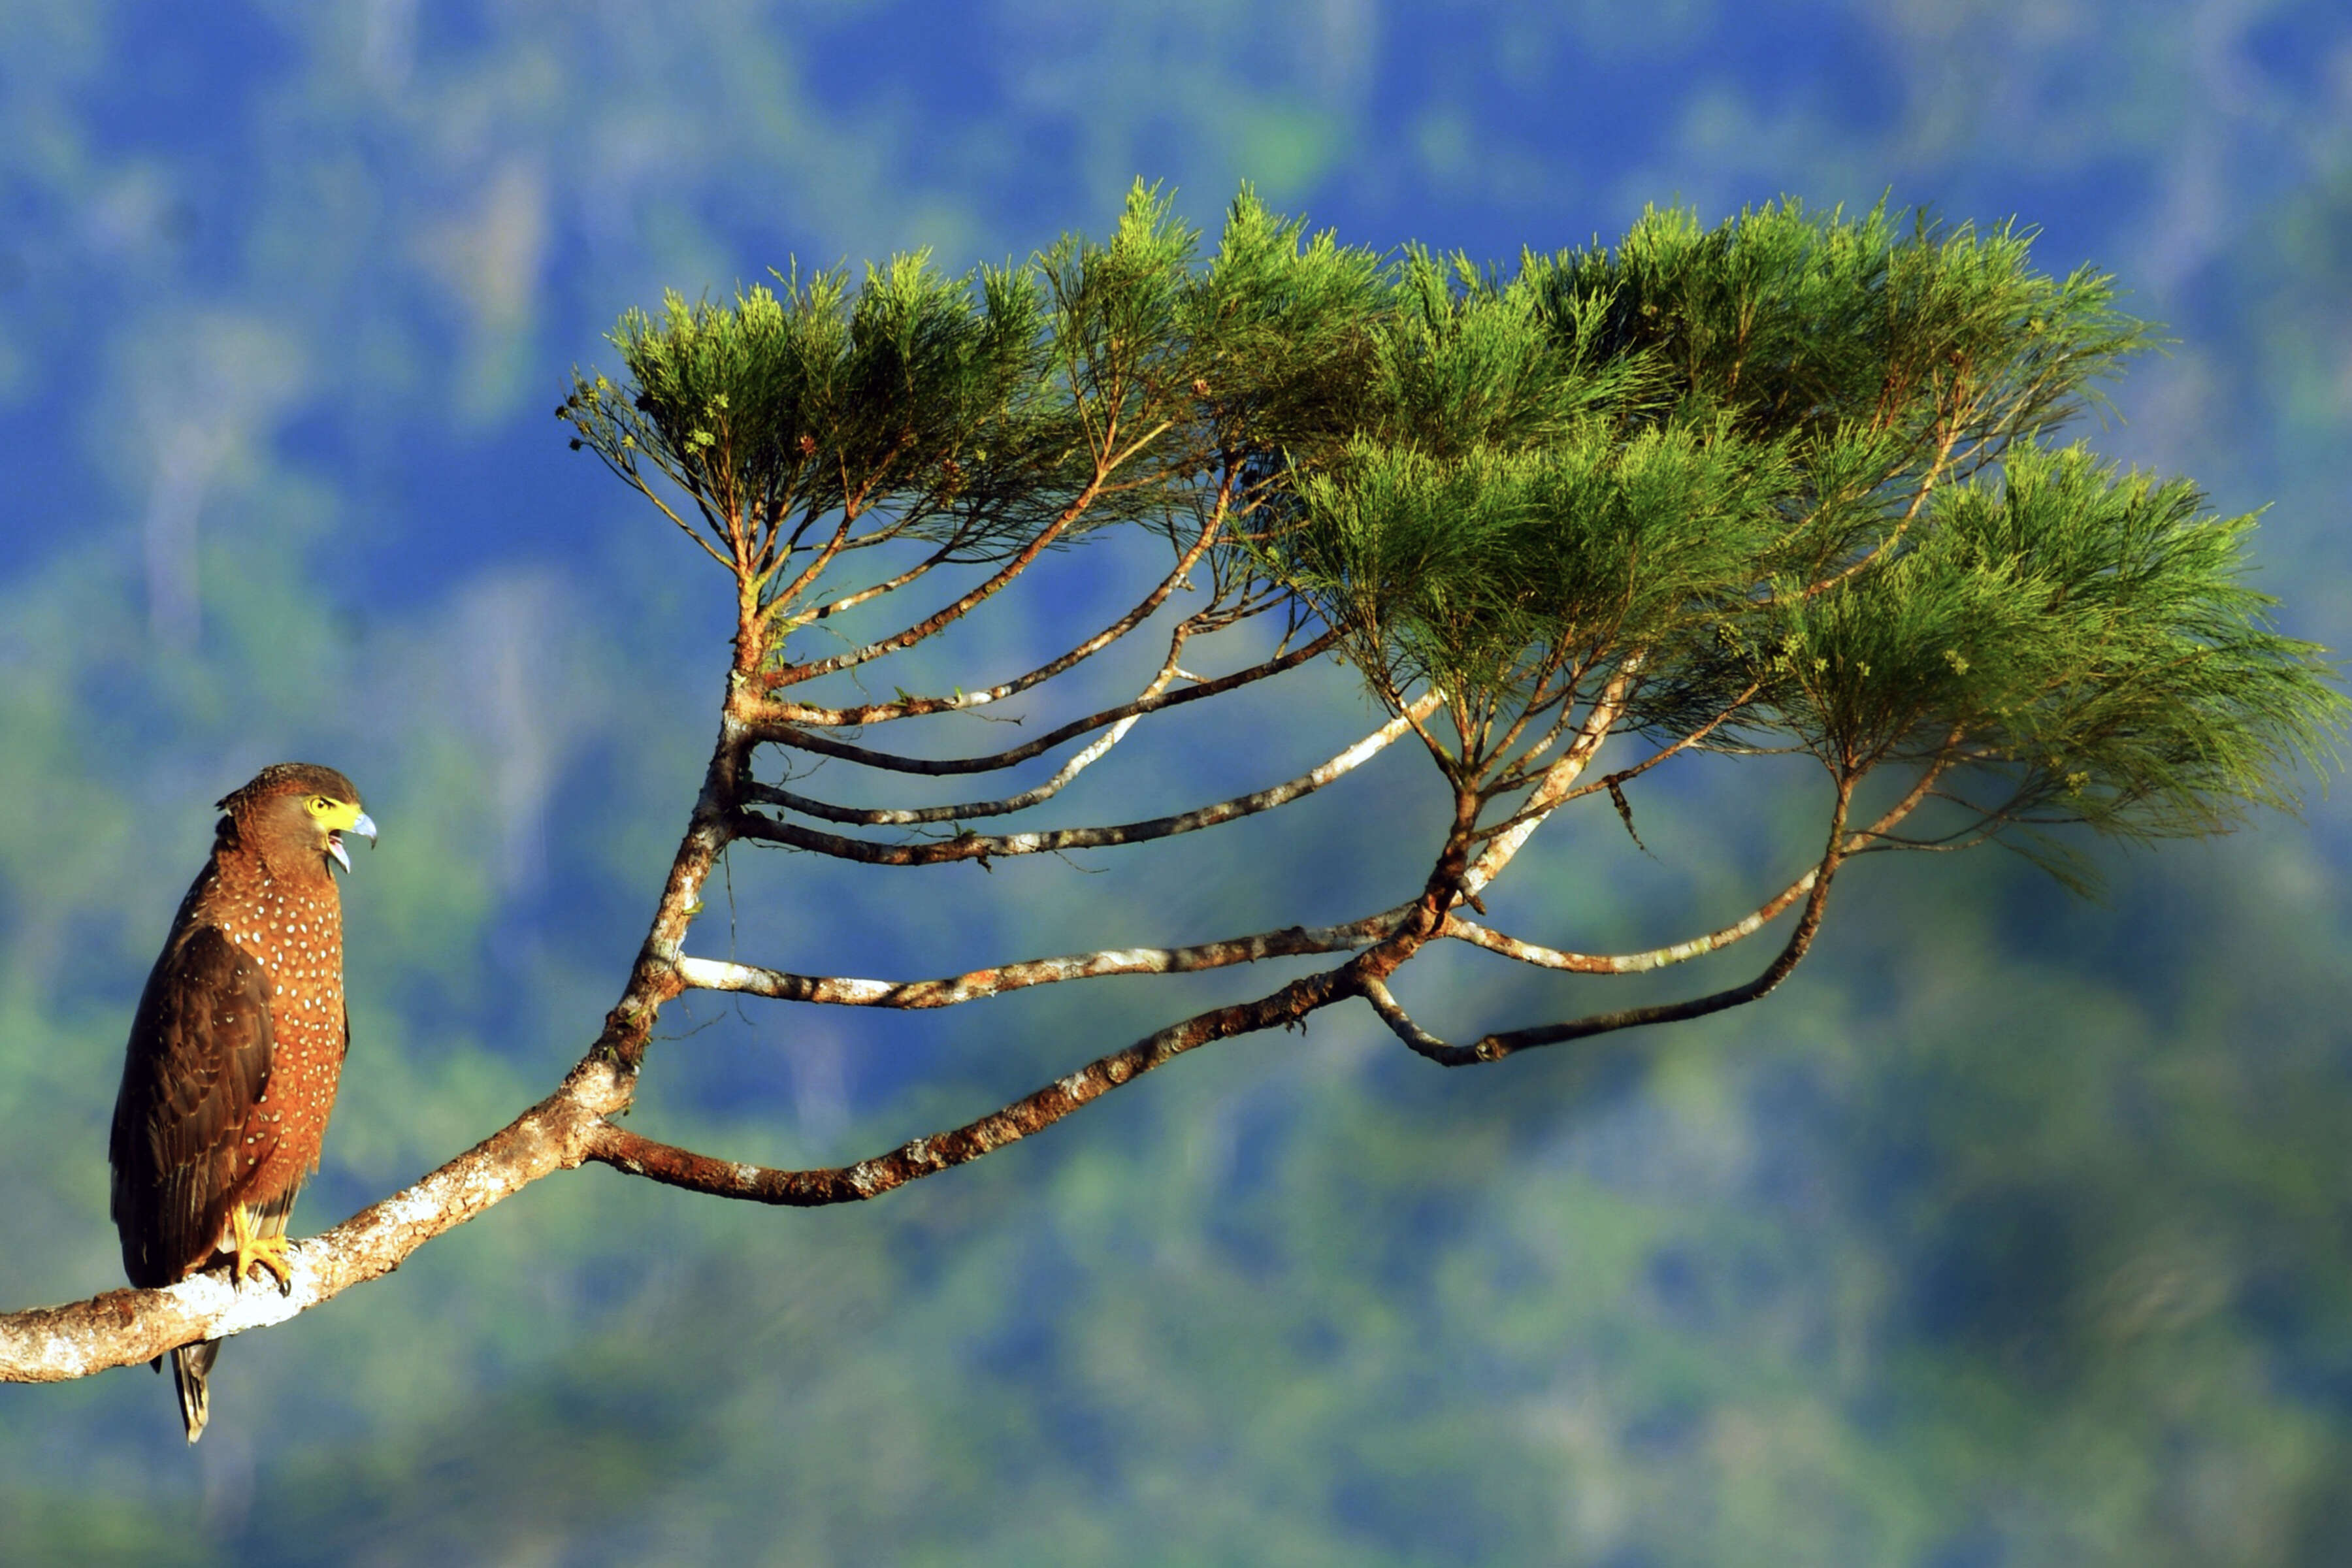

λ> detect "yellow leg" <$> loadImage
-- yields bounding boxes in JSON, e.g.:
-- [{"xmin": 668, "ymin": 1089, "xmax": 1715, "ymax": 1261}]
[{"xmin": 228, "ymin": 1204, "xmax": 295, "ymax": 1294}]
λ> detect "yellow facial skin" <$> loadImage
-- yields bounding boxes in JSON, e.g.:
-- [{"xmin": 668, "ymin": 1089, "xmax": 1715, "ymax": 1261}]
[{"xmin": 304, "ymin": 795, "xmax": 379, "ymax": 872}]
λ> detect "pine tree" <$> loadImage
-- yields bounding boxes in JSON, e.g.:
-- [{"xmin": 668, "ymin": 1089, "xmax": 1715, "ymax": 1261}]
[
  {"xmin": 558, "ymin": 184, "xmax": 2341, "ymax": 1090},
  {"xmin": 5, "ymin": 185, "xmax": 2339, "ymax": 1379}
]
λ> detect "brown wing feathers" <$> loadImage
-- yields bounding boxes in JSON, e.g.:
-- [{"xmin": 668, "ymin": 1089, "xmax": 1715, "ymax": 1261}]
[{"xmin": 108, "ymin": 923, "xmax": 275, "ymax": 1288}]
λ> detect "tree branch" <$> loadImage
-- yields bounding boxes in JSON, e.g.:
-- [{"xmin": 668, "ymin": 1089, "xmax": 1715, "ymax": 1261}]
[
  {"xmin": 750, "ymin": 713, "xmax": 1142, "ymax": 825},
  {"xmin": 749, "ymin": 626, "xmax": 1343, "ymax": 766},
  {"xmin": 674, "ymin": 905, "xmax": 1411, "ymax": 1007},
  {"xmin": 1482, "ymin": 678, "xmax": 1759, "ymax": 830},
  {"xmin": 760, "ymin": 449, "xmax": 1145, "ymax": 691},
  {"xmin": 586, "ymin": 955, "xmax": 1356, "ymax": 1208},
  {"xmin": 0, "ymin": 1075, "xmax": 617, "ymax": 1382},
  {"xmin": 734, "ymin": 694, "xmax": 1439, "ymax": 865},
  {"xmin": 1459, "ymin": 656, "xmax": 1642, "ymax": 899},
  {"xmin": 748, "ymin": 596, "xmax": 1212, "ymax": 826},
  {"xmin": 1380, "ymin": 774, "xmax": 1857, "ymax": 1067},
  {"xmin": 764, "ymin": 482, "xmax": 1231, "ymax": 724},
  {"xmin": 772, "ymin": 536, "xmax": 961, "ymax": 632},
  {"xmin": 1445, "ymin": 747, "xmax": 1950, "ymax": 974}
]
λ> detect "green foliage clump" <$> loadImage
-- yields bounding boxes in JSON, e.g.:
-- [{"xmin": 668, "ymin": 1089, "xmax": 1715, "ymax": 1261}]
[
  {"xmin": 1284, "ymin": 426, "xmax": 1784, "ymax": 709},
  {"xmin": 561, "ymin": 254, "xmax": 1072, "ymax": 587},
  {"xmin": 572, "ymin": 184, "xmax": 2342, "ymax": 872}
]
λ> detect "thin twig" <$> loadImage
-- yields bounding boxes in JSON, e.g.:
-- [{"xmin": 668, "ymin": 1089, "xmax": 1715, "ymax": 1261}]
[{"xmin": 749, "ymin": 627, "xmax": 1343, "ymax": 759}]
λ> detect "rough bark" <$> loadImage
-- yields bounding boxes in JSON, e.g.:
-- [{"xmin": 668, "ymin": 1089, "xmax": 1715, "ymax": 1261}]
[{"xmin": 2, "ymin": 1076, "xmax": 611, "ymax": 1382}]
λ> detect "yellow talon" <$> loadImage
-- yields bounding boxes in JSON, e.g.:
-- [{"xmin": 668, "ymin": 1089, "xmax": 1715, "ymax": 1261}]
[{"xmin": 228, "ymin": 1204, "xmax": 295, "ymax": 1294}]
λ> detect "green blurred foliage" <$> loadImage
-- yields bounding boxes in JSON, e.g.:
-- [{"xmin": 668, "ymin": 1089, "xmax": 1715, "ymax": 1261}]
[{"xmin": 2, "ymin": 1, "xmax": 2350, "ymax": 1564}]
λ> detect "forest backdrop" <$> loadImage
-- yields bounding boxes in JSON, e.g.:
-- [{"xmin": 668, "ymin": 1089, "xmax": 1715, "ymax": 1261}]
[{"xmin": 3, "ymin": 2, "xmax": 2351, "ymax": 1563}]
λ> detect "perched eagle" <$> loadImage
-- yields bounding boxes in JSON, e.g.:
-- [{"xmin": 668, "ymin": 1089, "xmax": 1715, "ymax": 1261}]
[{"xmin": 109, "ymin": 763, "xmax": 376, "ymax": 1442}]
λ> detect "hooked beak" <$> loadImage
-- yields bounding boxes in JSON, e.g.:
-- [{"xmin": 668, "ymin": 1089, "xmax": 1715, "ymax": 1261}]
[{"xmin": 327, "ymin": 811, "xmax": 378, "ymax": 874}]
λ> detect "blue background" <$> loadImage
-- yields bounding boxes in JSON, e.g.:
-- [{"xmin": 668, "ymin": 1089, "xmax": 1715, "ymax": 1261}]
[{"xmin": 3, "ymin": 2, "xmax": 2351, "ymax": 1561}]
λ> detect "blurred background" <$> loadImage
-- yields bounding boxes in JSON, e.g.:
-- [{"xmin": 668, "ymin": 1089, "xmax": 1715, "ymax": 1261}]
[{"xmin": 1, "ymin": 2, "xmax": 2349, "ymax": 1562}]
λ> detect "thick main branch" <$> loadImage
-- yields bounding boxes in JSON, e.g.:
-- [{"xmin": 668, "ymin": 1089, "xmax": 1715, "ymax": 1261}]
[{"xmin": 0, "ymin": 1076, "xmax": 616, "ymax": 1382}]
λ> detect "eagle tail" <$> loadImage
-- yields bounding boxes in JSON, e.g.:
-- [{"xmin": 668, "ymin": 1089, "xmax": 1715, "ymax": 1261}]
[{"xmin": 171, "ymin": 1340, "xmax": 219, "ymax": 1443}]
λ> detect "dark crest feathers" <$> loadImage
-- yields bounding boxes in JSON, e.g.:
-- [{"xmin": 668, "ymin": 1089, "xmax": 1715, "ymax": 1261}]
[{"xmin": 216, "ymin": 762, "xmax": 361, "ymax": 815}]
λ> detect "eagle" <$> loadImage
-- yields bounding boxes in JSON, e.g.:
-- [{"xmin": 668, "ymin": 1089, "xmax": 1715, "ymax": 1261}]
[{"xmin": 109, "ymin": 762, "xmax": 376, "ymax": 1442}]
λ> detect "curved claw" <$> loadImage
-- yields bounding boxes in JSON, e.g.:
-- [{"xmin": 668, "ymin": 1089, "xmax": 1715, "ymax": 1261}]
[{"xmin": 228, "ymin": 1204, "xmax": 296, "ymax": 1296}]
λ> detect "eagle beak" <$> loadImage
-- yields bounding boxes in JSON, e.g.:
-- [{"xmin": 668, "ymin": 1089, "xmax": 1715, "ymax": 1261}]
[{"xmin": 328, "ymin": 812, "xmax": 378, "ymax": 874}]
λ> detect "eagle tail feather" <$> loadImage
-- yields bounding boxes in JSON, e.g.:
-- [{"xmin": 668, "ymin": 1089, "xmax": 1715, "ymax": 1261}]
[{"xmin": 171, "ymin": 1340, "xmax": 218, "ymax": 1443}]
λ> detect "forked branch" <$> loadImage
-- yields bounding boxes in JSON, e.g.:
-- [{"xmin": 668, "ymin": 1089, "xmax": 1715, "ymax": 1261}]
[
  {"xmin": 765, "ymin": 482, "xmax": 1232, "ymax": 723},
  {"xmin": 1448, "ymin": 746, "xmax": 1953, "ymax": 974},
  {"xmin": 1369, "ymin": 775, "xmax": 1857, "ymax": 1066}
]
